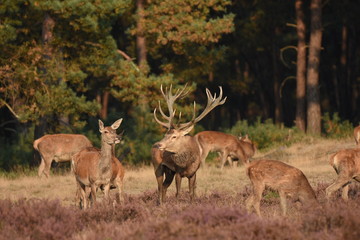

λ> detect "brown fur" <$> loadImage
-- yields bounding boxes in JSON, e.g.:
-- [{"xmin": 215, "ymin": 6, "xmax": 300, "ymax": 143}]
[
  {"xmin": 33, "ymin": 134, "xmax": 93, "ymax": 178},
  {"xmin": 72, "ymin": 119, "xmax": 122, "ymax": 209},
  {"xmin": 245, "ymin": 159, "xmax": 317, "ymax": 216},
  {"xmin": 195, "ymin": 131, "xmax": 248, "ymax": 169},
  {"xmin": 354, "ymin": 125, "xmax": 360, "ymax": 145},
  {"xmin": 325, "ymin": 148, "xmax": 360, "ymax": 201}
]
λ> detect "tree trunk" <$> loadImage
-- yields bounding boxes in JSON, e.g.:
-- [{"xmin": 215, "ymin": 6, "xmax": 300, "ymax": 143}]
[
  {"xmin": 295, "ymin": 0, "xmax": 307, "ymax": 132},
  {"xmin": 33, "ymin": 12, "xmax": 56, "ymax": 167},
  {"xmin": 100, "ymin": 91, "xmax": 110, "ymax": 120},
  {"xmin": 272, "ymin": 28, "xmax": 283, "ymax": 125},
  {"xmin": 136, "ymin": 0, "xmax": 147, "ymax": 71},
  {"xmin": 306, "ymin": 0, "xmax": 322, "ymax": 135}
]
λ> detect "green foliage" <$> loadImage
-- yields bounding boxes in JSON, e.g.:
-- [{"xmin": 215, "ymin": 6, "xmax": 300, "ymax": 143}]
[
  {"xmin": 224, "ymin": 118, "xmax": 307, "ymax": 151},
  {"xmin": 322, "ymin": 112, "xmax": 353, "ymax": 139}
]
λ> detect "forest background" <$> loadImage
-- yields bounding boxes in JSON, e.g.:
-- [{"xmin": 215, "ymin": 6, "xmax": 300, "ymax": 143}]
[{"xmin": 0, "ymin": 0, "xmax": 359, "ymax": 171}]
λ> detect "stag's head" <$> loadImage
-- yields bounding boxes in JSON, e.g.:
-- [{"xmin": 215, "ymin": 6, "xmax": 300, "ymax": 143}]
[
  {"xmin": 153, "ymin": 84, "xmax": 226, "ymax": 153},
  {"xmin": 99, "ymin": 118, "xmax": 123, "ymax": 145}
]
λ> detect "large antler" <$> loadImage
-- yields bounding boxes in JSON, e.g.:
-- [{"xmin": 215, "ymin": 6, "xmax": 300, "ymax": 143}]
[
  {"xmin": 178, "ymin": 86, "xmax": 227, "ymax": 130},
  {"xmin": 153, "ymin": 84, "xmax": 189, "ymax": 129}
]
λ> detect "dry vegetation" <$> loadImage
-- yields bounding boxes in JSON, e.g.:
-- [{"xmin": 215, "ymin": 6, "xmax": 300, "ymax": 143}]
[{"xmin": 0, "ymin": 137, "xmax": 360, "ymax": 239}]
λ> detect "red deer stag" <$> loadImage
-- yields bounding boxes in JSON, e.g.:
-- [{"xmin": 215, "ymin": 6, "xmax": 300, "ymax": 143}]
[
  {"xmin": 33, "ymin": 134, "xmax": 93, "ymax": 177},
  {"xmin": 153, "ymin": 84, "xmax": 226, "ymax": 204},
  {"xmin": 325, "ymin": 148, "xmax": 360, "ymax": 201},
  {"xmin": 72, "ymin": 119, "xmax": 122, "ymax": 209},
  {"xmin": 245, "ymin": 159, "xmax": 317, "ymax": 216},
  {"xmin": 354, "ymin": 125, "xmax": 360, "ymax": 145}
]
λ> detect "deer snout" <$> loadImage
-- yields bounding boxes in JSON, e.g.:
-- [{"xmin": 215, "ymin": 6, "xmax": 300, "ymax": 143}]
[{"xmin": 153, "ymin": 142, "xmax": 165, "ymax": 150}]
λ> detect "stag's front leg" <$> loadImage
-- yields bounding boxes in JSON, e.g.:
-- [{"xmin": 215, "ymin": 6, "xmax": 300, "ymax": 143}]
[
  {"xmin": 188, "ymin": 173, "xmax": 197, "ymax": 201},
  {"xmin": 161, "ymin": 167, "xmax": 175, "ymax": 204},
  {"xmin": 175, "ymin": 173, "xmax": 182, "ymax": 198}
]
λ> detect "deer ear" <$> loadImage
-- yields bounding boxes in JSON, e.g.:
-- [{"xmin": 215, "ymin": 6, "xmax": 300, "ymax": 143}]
[
  {"xmin": 99, "ymin": 120, "xmax": 104, "ymax": 133},
  {"xmin": 111, "ymin": 118, "xmax": 123, "ymax": 130}
]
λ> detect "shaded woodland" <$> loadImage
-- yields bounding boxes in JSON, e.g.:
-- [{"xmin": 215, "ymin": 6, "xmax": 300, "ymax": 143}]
[{"xmin": 0, "ymin": 0, "xmax": 359, "ymax": 168}]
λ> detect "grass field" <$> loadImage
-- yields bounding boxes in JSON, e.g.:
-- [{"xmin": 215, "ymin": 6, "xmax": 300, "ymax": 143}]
[{"xmin": 0, "ymin": 137, "xmax": 359, "ymax": 239}]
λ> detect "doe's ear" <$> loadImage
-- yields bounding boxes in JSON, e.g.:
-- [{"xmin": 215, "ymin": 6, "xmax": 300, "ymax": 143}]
[
  {"xmin": 99, "ymin": 120, "xmax": 104, "ymax": 133},
  {"xmin": 111, "ymin": 118, "xmax": 123, "ymax": 130}
]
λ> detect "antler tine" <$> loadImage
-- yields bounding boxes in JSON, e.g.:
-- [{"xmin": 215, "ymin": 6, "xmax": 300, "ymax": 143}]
[
  {"xmin": 153, "ymin": 108, "xmax": 170, "ymax": 128},
  {"xmin": 179, "ymin": 86, "xmax": 226, "ymax": 130},
  {"xmin": 155, "ymin": 83, "xmax": 190, "ymax": 129}
]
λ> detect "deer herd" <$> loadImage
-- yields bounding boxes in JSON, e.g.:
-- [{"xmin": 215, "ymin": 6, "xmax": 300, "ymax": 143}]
[{"xmin": 33, "ymin": 84, "xmax": 360, "ymax": 216}]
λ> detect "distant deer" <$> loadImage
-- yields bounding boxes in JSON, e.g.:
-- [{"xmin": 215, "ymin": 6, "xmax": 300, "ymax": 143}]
[
  {"xmin": 195, "ymin": 132, "xmax": 255, "ymax": 169},
  {"xmin": 354, "ymin": 125, "xmax": 360, "ymax": 145},
  {"xmin": 72, "ymin": 119, "xmax": 122, "ymax": 209},
  {"xmin": 245, "ymin": 159, "xmax": 317, "ymax": 216},
  {"xmin": 33, "ymin": 134, "xmax": 93, "ymax": 177},
  {"xmin": 325, "ymin": 148, "xmax": 360, "ymax": 201},
  {"xmin": 152, "ymin": 84, "xmax": 226, "ymax": 204}
]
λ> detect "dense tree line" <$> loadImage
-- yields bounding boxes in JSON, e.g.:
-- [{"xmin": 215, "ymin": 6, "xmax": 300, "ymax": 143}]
[{"xmin": 0, "ymin": 0, "xmax": 359, "ymax": 168}]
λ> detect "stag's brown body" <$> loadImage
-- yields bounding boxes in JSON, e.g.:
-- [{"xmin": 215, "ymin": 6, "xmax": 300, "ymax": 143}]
[
  {"xmin": 354, "ymin": 126, "xmax": 360, "ymax": 145},
  {"xmin": 246, "ymin": 159, "xmax": 317, "ymax": 216},
  {"xmin": 326, "ymin": 148, "xmax": 360, "ymax": 201},
  {"xmin": 33, "ymin": 134, "xmax": 93, "ymax": 178},
  {"xmin": 152, "ymin": 84, "xmax": 226, "ymax": 204},
  {"xmin": 72, "ymin": 119, "xmax": 122, "ymax": 209}
]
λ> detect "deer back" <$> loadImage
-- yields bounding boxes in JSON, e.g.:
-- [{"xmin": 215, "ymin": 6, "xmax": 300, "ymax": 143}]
[
  {"xmin": 195, "ymin": 131, "xmax": 239, "ymax": 152},
  {"xmin": 247, "ymin": 159, "xmax": 316, "ymax": 202},
  {"xmin": 330, "ymin": 148, "xmax": 360, "ymax": 177},
  {"xmin": 34, "ymin": 134, "xmax": 92, "ymax": 160}
]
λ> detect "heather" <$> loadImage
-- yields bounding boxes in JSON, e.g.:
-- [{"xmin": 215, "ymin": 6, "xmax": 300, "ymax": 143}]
[{"xmin": 1, "ymin": 188, "xmax": 360, "ymax": 240}]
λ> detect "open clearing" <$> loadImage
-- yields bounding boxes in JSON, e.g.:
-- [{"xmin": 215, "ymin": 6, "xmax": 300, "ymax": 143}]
[{"xmin": 0, "ymin": 137, "xmax": 356, "ymax": 206}]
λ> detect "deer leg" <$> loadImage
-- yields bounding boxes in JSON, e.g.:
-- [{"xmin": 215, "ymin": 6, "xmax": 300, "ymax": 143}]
[
  {"xmin": 175, "ymin": 173, "xmax": 182, "ymax": 198},
  {"xmin": 115, "ymin": 178, "xmax": 124, "ymax": 204},
  {"xmin": 232, "ymin": 158, "xmax": 238, "ymax": 168},
  {"xmin": 252, "ymin": 182, "xmax": 265, "ymax": 217},
  {"xmin": 279, "ymin": 191, "xmax": 288, "ymax": 216},
  {"xmin": 325, "ymin": 176, "xmax": 351, "ymax": 200},
  {"xmin": 102, "ymin": 183, "xmax": 111, "ymax": 204},
  {"xmin": 341, "ymin": 183, "xmax": 350, "ymax": 201},
  {"xmin": 155, "ymin": 165, "xmax": 164, "ymax": 205},
  {"xmin": 90, "ymin": 184, "xmax": 97, "ymax": 207},
  {"xmin": 200, "ymin": 149, "xmax": 210, "ymax": 167},
  {"xmin": 220, "ymin": 151, "xmax": 228, "ymax": 170},
  {"xmin": 161, "ymin": 168, "xmax": 175, "ymax": 204},
  {"xmin": 38, "ymin": 157, "xmax": 46, "ymax": 177},
  {"xmin": 188, "ymin": 173, "xmax": 197, "ymax": 201}
]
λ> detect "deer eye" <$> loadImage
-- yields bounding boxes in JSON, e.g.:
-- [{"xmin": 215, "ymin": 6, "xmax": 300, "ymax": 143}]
[
  {"xmin": 104, "ymin": 130, "xmax": 109, "ymax": 133},
  {"xmin": 171, "ymin": 135, "xmax": 177, "ymax": 139}
]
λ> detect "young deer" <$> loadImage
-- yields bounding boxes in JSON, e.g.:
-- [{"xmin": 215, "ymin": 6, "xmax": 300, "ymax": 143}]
[
  {"xmin": 354, "ymin": 125, "xmax": 360, "ymax": 145},
  {"xmin": 231, "ymin": 134, "xmax": 256, "ymax": 167},
  {"xmin": 245, "ymin": 159, "xmax": 317, "ymax": 216},
  {"xmin": 325, "ymin": 148, "xmax": 360, "ymax": 201},
  {"xmin": 153, "ymin": 84, "xmax": 226, "ymax": 204},
  {"xmin": 33, "ymin": 134, "xmax": 93, "ymax": 177},
  {"xmin": 195, "ymin": 131, "xmax": 247, "ymax": 169},
  {"xmin": 72, "ymin": 119, "xmax": 122, "ymax": 209}
]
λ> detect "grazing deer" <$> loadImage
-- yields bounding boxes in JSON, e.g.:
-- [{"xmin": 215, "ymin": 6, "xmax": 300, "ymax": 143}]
[
  {"xmin": 153, "ymin": 84, "xmax": 226, "ymax": 204},
  {"xmin": 72, "ymin": 119, "xmax": 122, "ymax": 209},
  {"xmin": 325, "ymin": 148, "xmax": 360, "ymax": 201},
  {"xmin": 195, "ymin": 131, "xmax": 252, "ymax": 169},
  {"xmin": 354, "ymin": 125, "xmax": 360, "ymax": 145},
  {"xmin": 231, "ymin": 134, "xmax": 256, "ymax": 167},
  {"xmin": 33, "ymin": 134, "xmax": 93, "ymax": 177},
  {"xmin": 245, "ymin": 159, "xmax": 317, "ymax": 216}
]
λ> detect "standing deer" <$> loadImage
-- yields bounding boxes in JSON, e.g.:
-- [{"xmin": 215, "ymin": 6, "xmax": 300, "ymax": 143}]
[
  {"xmin": 72, "ymin": 119, "xmax": 122, "ymax": 209},
  {"xmin": 354, "ymin": 125, "xmax": 360, "ymax": 145},
  {"xmin": 74, "ymin": 145, "xmax": 126, "ymax": 208},
  {"xmin": 325, "ymin": 148, "xmax": 360, "ymax": 201},
  {"xmin": 245, "ymin": 159, "xmax": 317, "ymax": 216},
  {"xmin": 153, "ymin": 84, "xmax": 226, "ymax": 204},
  {"xmin": 33, "ymin": 134, "xmax": 93, "ymax": 177}
]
